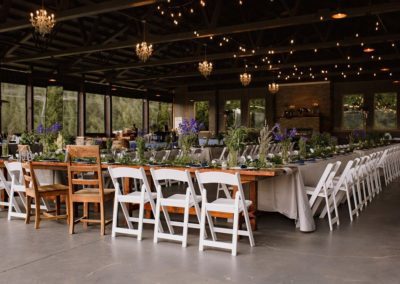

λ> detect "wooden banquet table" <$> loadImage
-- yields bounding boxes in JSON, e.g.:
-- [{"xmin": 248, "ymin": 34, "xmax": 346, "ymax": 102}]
[{"xmin": 0, "ymin": 160, "xmax": 298, "ymax": 231}]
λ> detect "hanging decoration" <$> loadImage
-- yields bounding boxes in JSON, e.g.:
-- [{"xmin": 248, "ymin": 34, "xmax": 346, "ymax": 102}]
[{"xmin": 136, "ymin": 20, "xmax": 153, "ymax": 62}]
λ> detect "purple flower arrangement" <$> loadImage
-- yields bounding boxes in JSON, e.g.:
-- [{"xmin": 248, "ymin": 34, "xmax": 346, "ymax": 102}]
[
  {"xmin": 178, "ymin": 118, "xmax": 203, "ymax": 135},
  {"xmin": 272, "ymin": 123, "xmax": 297, "ymax": 142},
  {"xmin": 36, "ymin": 122, "xmax": 63, "ymax": 134}
]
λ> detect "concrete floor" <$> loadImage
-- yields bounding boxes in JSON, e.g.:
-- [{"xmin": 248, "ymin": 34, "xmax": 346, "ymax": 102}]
[{"xmin": 0, "ymin": 181, "xmax": 399, "ymax": 284}]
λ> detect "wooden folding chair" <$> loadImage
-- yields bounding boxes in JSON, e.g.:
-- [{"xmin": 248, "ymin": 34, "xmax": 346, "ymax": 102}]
[{"xmin": 66, "ymin": 145, "xmax": 114, "ymax": 235}]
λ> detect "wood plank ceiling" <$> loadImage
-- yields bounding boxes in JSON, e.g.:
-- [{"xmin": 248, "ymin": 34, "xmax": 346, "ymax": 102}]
[{"xmin": 0, "ymin": 0, "xmax": 400, "ymax": 92}]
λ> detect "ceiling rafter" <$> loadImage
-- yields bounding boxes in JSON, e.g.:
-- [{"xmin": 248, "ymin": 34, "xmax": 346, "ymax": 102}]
[{"xmin": 4, "ymin": 2, "xmax": 400, "ymax": 64}]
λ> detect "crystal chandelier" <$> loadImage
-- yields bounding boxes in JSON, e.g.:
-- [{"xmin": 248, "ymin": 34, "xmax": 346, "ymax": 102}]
[
  {"xmin": 268, "ymin": 82, "xmax": 279, "ymax": 94},
  {"xmin": 136, "ymin": 21, "xmax": 153, "ymax": 62},
  {"xmin": 30, "ymin": 1, "xmax": 55, "ymax": 37},
  {"xmin": 198, "ymin": 44, "xmax": 213, "ymax": 78},
  {"xmin": 240, "ymin": 72, "xmax": 251, "ymax": 87}
]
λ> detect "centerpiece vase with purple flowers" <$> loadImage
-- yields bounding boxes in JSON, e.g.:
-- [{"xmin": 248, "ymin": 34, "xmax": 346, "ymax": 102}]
[
  {"xmin": 273, "ymin": 124, "xmax": 297, "ymax": 165},
  {"xmin": 36, "ymin": 122, "xmax": 63, "ymax": 154},
  {"xmin": 178, "ymin": 118, "xmax": 202, "ymax": 164}
]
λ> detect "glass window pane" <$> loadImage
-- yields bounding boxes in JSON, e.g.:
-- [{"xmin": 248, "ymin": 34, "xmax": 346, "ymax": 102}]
[
  {"xmin": 45, "ymin": 86, "xmax": 63, "ymax": 127},
  {"xmin": 194, "ymin": 101, "xmax": 209, "ymax": 130},
  {"xmin": 85, "ymin": 93, "xmax": 105, "ymax": 133},
  {"xmin": 374, "ymin": 92, "xmax": 397, "ymax": 129},
  {"xmin": 33, "ymin": 87, "xmax": 47, "ymax": 130},
  {"xmin": 224, "ymin": 100, "xmax": 241, "ymax": 128},
  {"xmin": 249, "ymin": 98, "xmax": 265, "ymax": 128},
  {"xmin": 342, "ymin": 94, "xmax": 366, "ymax": 130},
  {"xmin": 63, "ymin": 90, "xmax": 78, "ymax": 136},
  {"xmin": 112, "ymin": 96, "xmax": 143, "ymax": 131},
  {"xmin": 149, "ymin": 101, "xmax": 172, "ymax": 132},
  {"xmin": 1, "ymin": 83, "xmax": 26, "ymax": 134}
]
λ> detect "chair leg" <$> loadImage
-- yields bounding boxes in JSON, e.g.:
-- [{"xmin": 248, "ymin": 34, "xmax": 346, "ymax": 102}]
[
  {"xmin": 56, "ymin": 196, "xmax": 61, "ymax": 216},
  {"xmin": 34, "ymin": 197, "xmax": 41, "ymax": 229},
  {"xmin": 65, "ymin": 194, "xmax": 70, "ymax": 225},
  {"xmin": 111, "ymin": 196, "xmax": 119, "ymax": 238},
  {"xmin": 8, "ymin": 188, "xmax": 15, "ymax": 221},
  {"xmin": 182, "ymin": 203, "xmax": 190, "ymax": 248},
  {"xmin": 153, "ymin": 199, "xmax": 161, "ymax": 244},
  {"xmin": 83, "ymin": 202, "xmax": 89, "ymax": 229},
  {"xmin": 25, "ymin": 196, "xmax": 32, "ymax": 224},
  {"xmin": 199, "ymin": 197, "xmax": 207, "ymax": 251},
  {"xmin": 231, "ymin": 196, "xmax": 240, "ymax": 256},
  {"xmin": 69, "ymin": 200, "xmax": 75, "ymax": 234},
  {"xmin": 137, "ymin": 200, "xmax": 145, "ymax": 241},
  {"xmin": 100, "ymin": 202, "xmax": 105, "ymax": 236}
]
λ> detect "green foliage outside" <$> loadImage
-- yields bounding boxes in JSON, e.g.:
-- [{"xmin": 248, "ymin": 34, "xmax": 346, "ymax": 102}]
[
  {"xmin": 374, "ymin": 92, "xmax": 397, "ymax": 129},
  {"xmin": 149, "ymin": 101, "xmax": 172, "ymax": 132},
  {"xmin": 342, "ymin": 94, "xmax": 365, "ymax": 130},
  {"xmin": 45, "ymin": 86, "xmax": 63, "ymax": 128},
  {"xmin": 225, "ymin": 100, "xmax": 241, "ymax": 128},
  {"xmin": 63, "ymin": 90, "xmax": 78, "ymax": 137},
  {"xmin": 194, "ymin": 101, "xmax": 209, "ymax": 130},
  {"xmin": 249, "ymin": 98, "xmax": 265, "ymax": 129},
  {"xmin": 112, "ymin": 96, "xmax": 143, "ymax": 131},
  {"xmin": 85, "ymin": 93, "xmax": 105, "ymax": 133},
  {"xmin": 33, "ymin": 86, "xmax": 47, "ymax": 130},
  {"xmin": 1, "ymin": 83, "xmax": 26, "ymax": 134}
]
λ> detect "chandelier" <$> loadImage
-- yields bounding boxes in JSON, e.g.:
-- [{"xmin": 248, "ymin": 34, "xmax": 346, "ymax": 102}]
[
  {"xmin": 136, "ymin": 21, "xmax": 153, "ymax": 62},
  {"xmin": 198, "ymin": 60, "xmax": 213, "ymax": 78},
  {"xmin": 30, "ymin": 2, "xmax": 55, "ymax": 37},
  {"xmin": 198, "ymin": 44, "xmax": 213, "ymax": 78},
  {"xmin": 268, "ymin": 82, "xmax": 279, "ymax": 94},
  {"xmin": 240, "ymin": 72, "xmax": 251, "ymax": 87}
]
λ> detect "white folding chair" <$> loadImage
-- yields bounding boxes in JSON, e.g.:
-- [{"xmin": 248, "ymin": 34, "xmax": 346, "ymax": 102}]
[
  {"xmin": 195, "ymin": 171, "xmax": 255, "ymax": 256},
  {"xmin": 305, "ymin": 163, "xmax": 339, "ymax": 231},
  {"xmin": 5, "ymin": 162, "xmax": 26, "ymax": 220},
  {"xmin": 6, "ymin": 161, "xmax": 50, "ymax": 220},
  {"xmin": 109, "ymin": 167, "xmax": 162, "ymax": 240},
  {"xmin": 151, "ymin": 168, "xmax": 202, "ymax": 247},
  {"xmin": 0, "ymin": 169, "xmax": 11, "ymax": 210}
]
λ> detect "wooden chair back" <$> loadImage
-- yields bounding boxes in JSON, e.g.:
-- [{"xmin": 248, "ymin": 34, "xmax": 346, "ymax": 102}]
[
  {"xmin": 66, "ymin": 145, "xmax": 104, "ymax": 198},
  {"xmin": 21, "ymin": 162, "xmax": 39, "ymax": 196}
]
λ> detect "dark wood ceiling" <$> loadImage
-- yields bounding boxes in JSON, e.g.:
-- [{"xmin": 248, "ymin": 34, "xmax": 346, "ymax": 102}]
[{"xmin": 1, "ymin": 0, "xmax": 400, "ymax": 92}]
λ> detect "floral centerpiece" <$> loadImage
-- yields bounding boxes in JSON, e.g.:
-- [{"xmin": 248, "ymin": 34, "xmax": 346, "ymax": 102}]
[
  {"xmin": 177, "ymin": 118, "xmax": 202, "ymax": 164},
  {"xmin": 298, "ymin": 137, "xmax": 307, "ymax": 160},
  {"xmin": 224, "ymin": 127, "xmax": 247, "ymax": 167},
  {"xmin": 273, "ymin": 124, "xmax": 297, "ymax": 164},
  {"xmin": 36, "ymin": 122, "xmax": 62, "ymax": 153}
]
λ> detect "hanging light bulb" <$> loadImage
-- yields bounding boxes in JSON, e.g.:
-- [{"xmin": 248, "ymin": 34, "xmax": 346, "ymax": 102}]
[
  {"xmin": 136, "ymin": 20, "xmax": 153, "ymax": 62},
  {"xmin": 30, "ymin": 0, "xmax": 56, "ymax": 37}
]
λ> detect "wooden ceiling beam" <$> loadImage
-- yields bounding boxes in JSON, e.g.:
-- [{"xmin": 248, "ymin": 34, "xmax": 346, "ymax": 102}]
[
  {"xmin": 0, "ymin": 0, "xmax": 158, "ymax": 33},
  {"xmin": 64, "ymin": 33, "xmax": 400, "ymax": 74},
  {"xmin": 4, "ymin": 2, "xmax": 400, "ymax": 64}
]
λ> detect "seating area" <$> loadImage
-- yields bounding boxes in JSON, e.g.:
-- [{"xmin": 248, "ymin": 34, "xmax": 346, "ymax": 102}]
[{"xmin": 1, "ymin": 0, "xmax": 400, "ymax": 282}]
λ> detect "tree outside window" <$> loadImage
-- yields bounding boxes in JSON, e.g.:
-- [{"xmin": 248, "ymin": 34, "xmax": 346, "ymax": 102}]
[
  {"xmin": 194, "ymin": 101, "xmax": 209, "ymax": 130},
  {"xmin": 374, "ymin": 92, "xmax": 397, "ymax": 129},
  {"xmin": 342, "ymin": 94, "xmax": 366, "ymax": 130}
]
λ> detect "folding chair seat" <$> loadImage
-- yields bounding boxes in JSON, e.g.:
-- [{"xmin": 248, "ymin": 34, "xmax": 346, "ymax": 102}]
[
  {"xmin": 151, "ymin": 168, "xmax": 202, "ymax": 247},
  {"xmin": 195, "ymin": 171, "xmax": 254, "ymax": 256},
  {"xmin": 109, "ymin": 166, "xmax": 163, "ymax": 240}
]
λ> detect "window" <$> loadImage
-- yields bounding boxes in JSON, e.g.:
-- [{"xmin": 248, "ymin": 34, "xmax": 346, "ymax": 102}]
[
  {"xmin": 33, "ymin": 87, "xmax": 47, "ymax": 130},
  {"xmin": 45, "ymin": 86, "xmax": 63, "ymax": 127},
  {"xmin": 194, "ymin": 101, "xmax": 209, "ymax": 130},
  {"xmin": 1, "ymin": 83, "xmax": 26, "ymax": 134},
  {"xmin": 224, "ymin": 100, "xmax": 241, "ymax": 128},
  {"xmin": 249, "ymin": 98, "xmax": 265, "ymax": 128},
  {"xmin": 112, "ymin": 96, "xmax": 143, "ymax": 131},
  {"xmin": 63, "ymin": 90, "xmax": 78, "ymax": 136},
  {"xmin": 149, "ymin": 101, "xmax": 172, "ymax": 132},
  {"xmin": 85, "ymin": 92, "xmax": 105, "ymax": 134},
  {"xmin": 342, "ymin": 94, "xmax": 366, "ymax": 130},
  {"xmin": 374, "ymin": 92, "xmax": 397, "ymax": 129}
]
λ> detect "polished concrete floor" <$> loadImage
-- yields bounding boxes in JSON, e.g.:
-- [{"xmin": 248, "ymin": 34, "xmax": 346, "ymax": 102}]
[{"xmin": 0, "ymin": 180, "xmax": 399, "ymax": 284}]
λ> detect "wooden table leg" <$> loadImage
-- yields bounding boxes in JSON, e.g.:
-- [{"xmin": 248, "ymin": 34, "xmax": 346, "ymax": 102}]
[{"xmin": 248, "ymin": 181, "xmax": 258, "ymax": 231}]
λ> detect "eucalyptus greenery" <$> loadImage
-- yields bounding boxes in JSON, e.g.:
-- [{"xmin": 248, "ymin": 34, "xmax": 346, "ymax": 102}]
[{"xmin": 136, "ymin": 136, "xmax": 146, "ymax": 162}]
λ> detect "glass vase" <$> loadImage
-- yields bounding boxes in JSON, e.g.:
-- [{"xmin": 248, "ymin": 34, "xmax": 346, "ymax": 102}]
[
  {"xmin": 281, "ymin": 141, "xmax": 290, "ymax": 165},
  {"xmin": 2, "ymin": 141, "xmax": 9, "ymax": 157},
  {"xmin": 227, "ymin": 149, "xmax": 238, "ymax": 168}
]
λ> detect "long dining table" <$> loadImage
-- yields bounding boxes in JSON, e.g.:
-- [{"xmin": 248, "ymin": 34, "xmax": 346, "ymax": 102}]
[{"xmin": 0, "ymin": 160, "xmax": 300, "ymax": 232}]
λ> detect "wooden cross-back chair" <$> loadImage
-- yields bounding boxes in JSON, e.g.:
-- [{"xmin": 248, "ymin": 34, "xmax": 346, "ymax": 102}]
[
  {"xmin": 66, "ymin": 145, "xmax": 114, "ymax": 235},
  {"xmin": 22, "ymin": 162, "xmax": 69, "ymax": 229}
]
